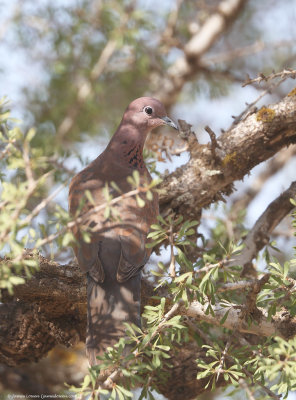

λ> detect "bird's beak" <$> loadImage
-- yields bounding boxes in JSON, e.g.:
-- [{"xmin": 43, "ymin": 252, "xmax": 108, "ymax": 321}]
[{"xmin": 160, "ymin": 116, "xmax": 179, "ymax": 130}]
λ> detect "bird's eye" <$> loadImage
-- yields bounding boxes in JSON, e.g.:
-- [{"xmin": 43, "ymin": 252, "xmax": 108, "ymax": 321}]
[{"xmin": 144, "ymin": 106, "xmax": 153, "ymax": 115}]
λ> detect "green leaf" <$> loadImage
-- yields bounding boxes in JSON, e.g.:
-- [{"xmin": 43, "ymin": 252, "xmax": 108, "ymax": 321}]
[
  {"xmin": 117, "ymin": 385, "xmax": 133, "ymax": 398},
  {"xmin": 150, "ymin": 224, "xmax": 163, "ymax": 230},
  {"xmin": 9, "ymin": 276, "xmax": 25, "ymax": 285},
  {"xmin": 104, "ymin": 205, "xmax": 111, "ymax": 219},
  {"xmin": 157, "ymin": 215, "xmax": 168, "ymax": 226},
  {"xmin": 133, "ymin": 170, "xmax": 140, "ymax": 186},
  {"xmin": 23, "ymin": 258, "xmax": 38, "ymax": 267},
  {"xmin": 136, "ymin": 195, "xmax": 145, "ymax": 208},
  {"xmin": 25, "ymin": 128, "xmax": 36, "ymax": 142},
  {"xmin": 146, "ymin": 190, "xmax": 153, "ymax": 201},
  {"xmin": 145, "ymin": 239, "xmax": 164, "ymax": 248},
  {"xmin": 81, "ymin": 374, "xmax": 91, "ymax": 390},
  {"xmin": 197, "ymin": 370, "xmax": 212, "ymax": 379},
  {"xmin": 110, "ymin": 181, "xmax": 122, "ymax": 194},
  {"xmin": 220, "ymin": 309, "xmax": 230, "ymax": 325},
  {"xmin": 110, "ymin": 388, "xmax": 117, "ymax": 400},
  {"xmin": 84, "ymin": 190, "xmax": 95, "ymax": 206},
  {"xmin": 283, "ymin": 261, "xmax": 290, "ymax": 279}
]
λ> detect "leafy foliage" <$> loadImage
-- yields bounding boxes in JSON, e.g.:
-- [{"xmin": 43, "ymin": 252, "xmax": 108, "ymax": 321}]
[
  {"xmin": 67, "ymin": 205, "xmax": 296, "ymax": 399},
  {"xmin": 0, "ymin": 100, "xmax": 55, "ymax": 292}
]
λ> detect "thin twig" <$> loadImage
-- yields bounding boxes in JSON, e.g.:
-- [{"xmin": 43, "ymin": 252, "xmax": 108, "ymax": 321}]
[
  {"xmin": 216, "ymin": 280, "xmax": 256, "ymax": 293},
  {"xmin": 239, "ymin": 378, "xmax": 256, "ymax": 400},
  {"xmin": 48, "ymin": 156, "xmax": 76, "ymax": 176},
  {"xmin": 33, "ymin": 187, "xmax": 143, "ymax": 249},
  {"xmin": 169, "ymin": 223, "xmax": 176, "ymax": 278},
  {"xmin": 143, "ymin": 301, "xmax": 183, "ymax": 348},
  {"xmin": 160, "ymin": 0, "xmax": 184, "ymax": 51},
  {"xmin": 243, "ymin": 68, "xmax": 296, "ymax": 87},
  {"xmin": 21, "ymin": 181, "xmax": 69, "ymax": 227},
  {"xmin": 195, "ymin": 259, "xmax": 228, "ymax": 275},
  {"xmin": 23, "ymin": 139, "xmax": 35, "ymax": 191},
  {"xmin": 0, "ymin": 140, "xmax": 16, "ymax": 160},
  {"xmin": 202, "ymin": 40, "xmax": 265, "ymax": 65},
  {"xmin": 99, "ymin": 369, "xmax": 120, "ymax": 390},
  {"xmin": 185, "ymin": 319, "xmax": 280, "ymax": 399},
  {"xmin": 231, "ymin": 76, "xmax": 287, "ymax": 126},
  {"xmin": 216, "ymin": 337, "xmax": 231, "ymax": 381},
  {"xmin": 243, "ymin": 368, "xmax": 280, "ymax": 399},
  {"xmin": 202, "ymin": 40, "xmax": 295, "ymax": 66},
  {"xmin": 0, "ymin": 170, "xmax": 53, "ymax": 243}
]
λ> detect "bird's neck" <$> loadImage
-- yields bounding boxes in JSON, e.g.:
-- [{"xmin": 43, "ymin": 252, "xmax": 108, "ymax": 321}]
[{"xmin": 107, "ymin": 123, "xmax": 147, "ymax": 170}]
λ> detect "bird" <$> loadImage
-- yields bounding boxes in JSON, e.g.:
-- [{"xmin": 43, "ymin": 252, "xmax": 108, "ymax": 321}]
[{"xmin": 68, "ymin": 97, "xmax": 178, "ymax": 366}]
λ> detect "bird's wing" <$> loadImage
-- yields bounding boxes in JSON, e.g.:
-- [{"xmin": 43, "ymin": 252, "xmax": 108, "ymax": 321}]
[
  {"xmin": 69, "ymin": 165, "xmax": 107, "ymax": 282},
  {"xmin": 116, "ymin": 192, "xmax": 158, "ymax": 282},
  {"xmin": 69, "ymin": 162, "xmax": 158, "ymax": 283},
  {"xmin": 76, "ymin": 241, "xmax": 105, "ymax": 282}
]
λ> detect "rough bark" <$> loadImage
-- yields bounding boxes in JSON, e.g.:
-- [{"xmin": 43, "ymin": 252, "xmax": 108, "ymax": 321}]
[
  {"xmin": 2, "ymin": 252, "xmax": 296, "ymax": 366},
  {"xmin": 159, "ymin": 90, "xmax": 296, "ymax": 218},
  {"xmin": 0, "ymin": 257, "xmax": 85, "ymax": 366}
]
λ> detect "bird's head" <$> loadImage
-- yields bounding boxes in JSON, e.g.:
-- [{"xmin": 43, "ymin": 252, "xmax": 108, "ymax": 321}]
[{"xmin": 124, "ymin": 97, "xmax": 179, "ymax": 132}]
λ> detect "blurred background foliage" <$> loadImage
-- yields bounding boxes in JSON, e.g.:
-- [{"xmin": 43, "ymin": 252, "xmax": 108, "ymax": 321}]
[
  {"xmin": 1, "ymin": 0, "xmax": 296, "ymax": 399},
  {"xmin": 2, "ymin": 0, "xmax": 295, "ymax": 152}
]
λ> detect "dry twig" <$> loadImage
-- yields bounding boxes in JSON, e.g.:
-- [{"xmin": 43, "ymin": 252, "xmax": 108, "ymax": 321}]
[{"xmin": 243, "ymin": 69, "xmax": 296, "ymax": 87}]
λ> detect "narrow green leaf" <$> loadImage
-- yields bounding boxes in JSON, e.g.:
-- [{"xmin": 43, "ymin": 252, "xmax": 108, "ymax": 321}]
[
  {"xmin": 136, "ymin": 195, "xmax": 145, "ymax": 208},
  {"xmin": 220, "ymin": 309, "xmax": 230, "ymax": 325}
]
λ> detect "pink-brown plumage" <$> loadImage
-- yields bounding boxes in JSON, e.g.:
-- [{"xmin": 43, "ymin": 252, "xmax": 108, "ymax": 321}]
[{"xmin": 68, "ymin": 97, "xmax": 178, "ymax": 365}]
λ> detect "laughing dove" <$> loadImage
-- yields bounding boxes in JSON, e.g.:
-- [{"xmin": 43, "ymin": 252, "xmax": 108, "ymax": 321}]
[{"xmin": 69, "ymin": 97, "xmax": 178, "ymax": 365}]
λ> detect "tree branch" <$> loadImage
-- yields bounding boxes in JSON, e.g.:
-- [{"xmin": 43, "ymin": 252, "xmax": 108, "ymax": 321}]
[
  {"xmin": 243, "ymin": 69, "xmax": 296, "ymax": 87},
  {"xmin": 230, "ymin": 145, "xmax": 296, "ymax": 219},
  {"xmin": 181, "ymin": 298, "xmax": 296, "ymax": 338},
  {"xmin": 159, "ymin": 90, "xmax": 296, "ymax": 219},
  {"xmin": 229, "ymin": 180, "xmax": 296, "ymax": 270},
  {"xmin": 153, "ymin": 0, "xmax": 248, "ymax": 106}
]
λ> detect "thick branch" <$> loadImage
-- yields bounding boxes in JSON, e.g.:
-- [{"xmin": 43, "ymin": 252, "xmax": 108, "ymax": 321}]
[
  {"xmin": 1, "ymin": 250, "xmax": 296, "ymax": 370},
  {"xmin": 182, "ymin": 300, "xmax": 296, "ymax": 339},
  {"xmin": 230, "ymin": 181, "xmax": 296, "ymax": 270},
  {"xmin": 0, "ymin": 257, "xmax": 85, "ymax": 366},
  {"xmin": 159, "ymin": 91, "xmax": 296, "ymax": 219},
  {"xmin": 230, "ymin": 145, "xmax": 296, "ymax": 217}
]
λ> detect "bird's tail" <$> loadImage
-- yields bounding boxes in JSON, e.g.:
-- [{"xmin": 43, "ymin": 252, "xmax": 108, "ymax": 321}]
[{"xmin": 86, "ymin": 272, "xmax": 141, "ymax": 366}]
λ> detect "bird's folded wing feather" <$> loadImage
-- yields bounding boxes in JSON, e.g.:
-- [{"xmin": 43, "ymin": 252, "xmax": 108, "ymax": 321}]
[
  {"xmin": 77, "ymin": 241, "xmax": 105, "ymax": 282},
  {"xmin": 69, "ymin": 163, "xmax": 158, "ymax": 283}
]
